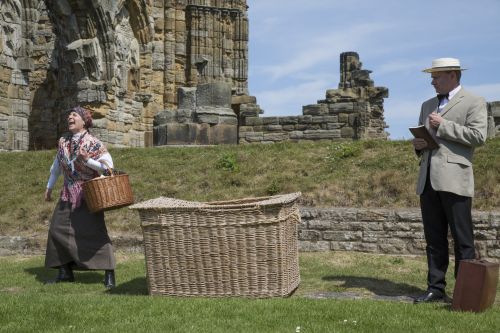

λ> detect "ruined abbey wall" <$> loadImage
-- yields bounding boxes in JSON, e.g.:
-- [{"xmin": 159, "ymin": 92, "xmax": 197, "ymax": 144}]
[
  {"xmin": 0, "ymin": 0, "xmax": 250, "ymax": 150},
  {"xmin": 1, "ymin": 1, "xmax": 497, "ymax": 150},
  {"xmin": 239, "ymin": 52, "xmax": 389, "ymax": 143}
]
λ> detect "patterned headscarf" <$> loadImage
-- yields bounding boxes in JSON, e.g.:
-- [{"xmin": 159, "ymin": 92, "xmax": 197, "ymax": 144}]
[{"xmin": 69, "ymin": 106, "xmax": 93, "ymax": 129}]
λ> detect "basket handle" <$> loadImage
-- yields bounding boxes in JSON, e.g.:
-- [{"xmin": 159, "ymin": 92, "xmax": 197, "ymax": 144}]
[{"xmin": 98, "ymin": 159, "xmax": 113, "ymax": 176}]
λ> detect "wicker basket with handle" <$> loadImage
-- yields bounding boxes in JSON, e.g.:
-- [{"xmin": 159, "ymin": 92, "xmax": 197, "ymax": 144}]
[
  {"xmin": 83, "ymin": 160, "xmax": 134, "ymax": 213},
  {"xmin": 129, "ymin": 192, "xmax": 301, "ymax": 298}
]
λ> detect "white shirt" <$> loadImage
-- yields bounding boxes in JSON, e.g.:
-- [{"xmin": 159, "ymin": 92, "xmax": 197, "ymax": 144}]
[
  {"xmin": 438, "ymin": 85, "xmax": 461, "ymax": 113},
  {"xmin": 46, "ymin": 153, "xmax": 114, "ymax": 189}
]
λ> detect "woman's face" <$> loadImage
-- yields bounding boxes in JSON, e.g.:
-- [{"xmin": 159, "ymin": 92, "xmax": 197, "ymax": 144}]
[{"xmin": 67, "ymin": 112, "xmax": 85, "ymax": 133}]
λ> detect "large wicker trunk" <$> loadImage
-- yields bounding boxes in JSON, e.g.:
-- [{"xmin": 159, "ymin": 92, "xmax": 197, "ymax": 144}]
[{"xmin": 130, "ymin": 193, "xmax": 301, "ymax": 297}]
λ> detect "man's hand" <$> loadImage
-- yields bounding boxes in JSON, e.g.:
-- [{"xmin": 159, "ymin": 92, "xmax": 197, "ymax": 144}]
[
  {"xmin": 412, "ymin": 138, "xmax": 428, "ymax": 150},
  {"xmin": 428, "ymin": 112, "xmax": 443, "ymax": 129}
]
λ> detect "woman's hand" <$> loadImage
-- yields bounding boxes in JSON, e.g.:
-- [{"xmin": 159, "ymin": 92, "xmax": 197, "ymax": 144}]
[
  {"xmin": 45, "ymin": 188, "xmax": 52, "ymax": 202},
  {"xmin": 79, "ymin": 145, "xmax": 90, "ymax": 162}
]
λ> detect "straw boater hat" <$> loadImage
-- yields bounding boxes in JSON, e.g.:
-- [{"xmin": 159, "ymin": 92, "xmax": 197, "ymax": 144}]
[{"xmin": 422, "ymin": 58, "xmax": 467, "ymax": 73}]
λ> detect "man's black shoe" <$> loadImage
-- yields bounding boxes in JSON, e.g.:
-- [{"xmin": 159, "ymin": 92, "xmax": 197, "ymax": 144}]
[{"xmin": 413, "ymin": 290, "xmax": 448, "ymax": 304}]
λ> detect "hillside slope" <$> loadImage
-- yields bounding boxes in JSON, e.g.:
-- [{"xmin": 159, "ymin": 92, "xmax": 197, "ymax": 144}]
[{"xmin": 1, "ymin": 138, "xmax": 498, "ymax": 236}]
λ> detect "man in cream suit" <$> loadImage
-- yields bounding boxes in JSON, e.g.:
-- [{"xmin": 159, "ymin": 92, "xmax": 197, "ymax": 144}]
[{"xmin": 412, "ymin": 58, "xmax": 488, "ymax": 304}]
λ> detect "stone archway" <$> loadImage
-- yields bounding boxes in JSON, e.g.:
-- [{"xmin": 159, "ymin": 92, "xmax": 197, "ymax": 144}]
[{"xmin": 27, "ymin": 0, "xmax": 154, "ymax": 149}]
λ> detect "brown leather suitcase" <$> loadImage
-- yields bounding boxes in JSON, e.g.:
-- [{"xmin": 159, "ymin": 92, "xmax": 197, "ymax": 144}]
[{"xmin": 452, "ymin": 259, "xmax": 499, "ymax": 312}]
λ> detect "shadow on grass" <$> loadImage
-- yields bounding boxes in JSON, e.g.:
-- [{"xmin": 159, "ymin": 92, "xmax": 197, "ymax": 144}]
[
  {"xmin": 24, "ymin": 266, "xmax": 148, "ymax": 295},
  {"xmin": 107, "ymin": 277, "xmax": 148, "ymax": 295},
  {"xmin": 24, "ymin": 266, "xmax": 107, "ymax": 284},
  {"xmin": 322, "ymin": 275, "xmax": 424, "ymax": 297}
]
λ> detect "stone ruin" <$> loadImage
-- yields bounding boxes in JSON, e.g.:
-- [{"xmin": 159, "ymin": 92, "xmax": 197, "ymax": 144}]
[
  {"xmin": 0, "ymin": 0, "xmax": 254, "ymax": 150},
  {"xmin": 1, "ymin": 1, "xmax": 498, "ymax": 150},
  {"xmin": 488, "ymin": 102, "xmax": 500, "ymax": 138},
  {"xmin": 238, "ymin": 52, "xmax": 389, "ymax": 143}
]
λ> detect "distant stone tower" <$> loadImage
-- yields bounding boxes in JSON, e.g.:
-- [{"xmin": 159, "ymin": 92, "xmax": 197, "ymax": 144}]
[
  {"xmin": 333, "ymin": 52, "xmax": 389, "ymax": 139},
  {"xmin": 0, "ymin": 0, "xmax": 254, "ymax": 150}
]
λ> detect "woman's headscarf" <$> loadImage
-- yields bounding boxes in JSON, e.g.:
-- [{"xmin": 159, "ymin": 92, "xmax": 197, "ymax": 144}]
[{"xmin": 69, "ymin": 106, "xmax": 93, "ymax": 129}]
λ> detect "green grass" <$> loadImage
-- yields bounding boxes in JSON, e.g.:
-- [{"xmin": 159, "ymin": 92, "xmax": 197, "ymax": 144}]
[
  {"xmin": 1, "ymin": 138, "xmax": 499, "ymax": 237},
  {"xmin": 1, "ymin": 252, "xmax": 499, "ymax": 333}
]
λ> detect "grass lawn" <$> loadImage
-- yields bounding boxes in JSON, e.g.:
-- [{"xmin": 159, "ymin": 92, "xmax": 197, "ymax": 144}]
[{"xmin": 1, "ymin": 252, "xmax": 499, "ymax": 333}]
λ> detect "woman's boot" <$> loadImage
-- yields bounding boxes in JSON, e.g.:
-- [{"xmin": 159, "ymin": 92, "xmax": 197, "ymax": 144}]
[
  {"xmin": 45, "ymin": 264, "xmax": 75, "ymax": 284},
  {"xmin": 104, "ymin": 270, "xmax": 115, "ymax": 289}
]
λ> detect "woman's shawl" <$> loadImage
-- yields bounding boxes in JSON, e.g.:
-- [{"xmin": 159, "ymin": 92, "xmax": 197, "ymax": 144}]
[{"xmin": 57, "ymin": 131, "xmax": 108, "ymax": 210}]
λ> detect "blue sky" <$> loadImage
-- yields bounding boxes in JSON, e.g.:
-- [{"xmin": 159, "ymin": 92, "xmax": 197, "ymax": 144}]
[{"xmin": 246, "ymin": 0, "xmax": 500, "ymax": 139}]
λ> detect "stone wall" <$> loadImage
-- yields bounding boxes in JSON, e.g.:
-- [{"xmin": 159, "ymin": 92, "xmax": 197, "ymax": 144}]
[
  {"xmin": 153, "ymin": 82, "xmax": 238, "ymax": 145},
  {"xmin": 299, "ymin": 207, "xmax": 500, "ymax": 259},
  {"xmin": 0, "ymin": 0, "xmax": 251, "ymax": 150},
  {"xmin": 1, "ymin": 2, "xmax": 497, "ymax": 150},
  {"xmin": 239, "ymin": 52, "xmax": 389, "ymax": 144},
  {"xmin": 488, "ymin": 101, "xmax": 500, "ymax": 138},
  {"xmin": 2, "ymin": 206, "xmax": 498, "ymax": 259}
]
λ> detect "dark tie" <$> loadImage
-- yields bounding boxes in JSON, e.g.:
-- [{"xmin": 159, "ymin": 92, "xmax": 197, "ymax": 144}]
[{"xmin": 437, "ymin": 93, "xmax": 449, "ymax": 103}]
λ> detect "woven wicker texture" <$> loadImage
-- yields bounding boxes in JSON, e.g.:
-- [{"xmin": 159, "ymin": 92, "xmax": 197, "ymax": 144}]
[
  {"xmin": 83, "ymin": 172, "xmax": 134, "ymax": 213},
  {"xmin": 130, "ymin": 192, "xmax": 301, "ymax": 297}
]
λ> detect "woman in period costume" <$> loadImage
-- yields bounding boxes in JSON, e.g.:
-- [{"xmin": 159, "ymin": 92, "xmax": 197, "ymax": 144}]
[{"xmin": 44, "ymin": 106, "xmax": 116, "ymax": 288}]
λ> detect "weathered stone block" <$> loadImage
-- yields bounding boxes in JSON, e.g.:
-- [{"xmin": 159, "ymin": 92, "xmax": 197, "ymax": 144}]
[
  {"xmin": 244, "ymin": 117, "xmax": 262, "ymax": 126},
  {"xmin": 242, "ymin": 132, "xmax": 263, "ymax": 142},
  {"xmin": 299, "ymin": 241, "xmax": 331, "ymax": 252},
  {"xmin": 166, "ymin": 123, "xmax": 198, "ymax": 144},
  {"xmin": 231, "ymin": 95, "xmax": 256, "ymax": 105},
  {"xmin": 282, "ymin": 125, "xmax": 295, "ymax": 131},
  {"xmin": 338, "ymin": 113, "xmax": 349, "ymax": 123},
  {"xmin": 238, "ymin": 126, "xmax": 253, "ymax": 133},
  {"xmin": 279, "ymin": 116, "xmax": 298, "ymax": 125},
  {"xmin": 471, "ymin": 211, "xmax": 491, "ymax": 224},
  {"xmin": 196, "ymin": 107, "xmax": 236, "ymax": 125},
  {"xmin": 298, "ymin": 115, "xmax": 313, "ymax": 124},
  {"xmin": 263, "ymin": 132, "xmax": 288, "ymax": 142},
  {"xmin": 395, "ymin": 210, "xmax": 421, "ymax": 222},
  {"xmin": 196, "ymin": 83, "xmax": 232, "ymax": 107},
  {"xmin": 219, "ymin": 116, "xmax": 238, "ymax": 125},
  {"xmin": 330, "ymin": 242, "xmax": 362, "ymax": 251},
  {"xmin": 265, "ymin": 125, "xmax": 283, "ymax": 131},
  {"xmin": 262, "ymin": 117, "xmax": 279, "ymax": 125},
  {"xmin": 323, "ymin": 231, "xmax": 362, "ymax": 241},
  {"xmin": 346, "ymin": 222, "xmax": 383, "ymax": 231},
  {"xmin": 289, "ymin": 131, "xmax": 304, "ymax": 140},
  {"xmin": 196, "ymin": 113, "xmax": 219, "ymax": 124},
  {"xmin": 303, "ymin": 130, "xmax": 341, "ymax": 140},
  {"xmin": 361, "ymin": 231, "xmax": 387, "ymax": 243},
  {"xmin": 310, "ymin": 116, "xmax": 326, "ymax": 124},
  {"xmin": 308, "ymin": 219, "xmax": 336, "ymax": 230},
  {"xmin": 153, "ymin": 110, "xmax": 176, "ymax": 126},
  {"xmin": 326, "ymin": 123, "xmax": 341, "ymax": 130},
  {"xmin": 475, "ymin": 230, "xmax": 497, "ymax": 240},
  {"xmin": 303, "ymin": 104, "xmax": 328, "ymax": 116},
  {"xmin": 383, "ymin": 222, "xmax": 411, "ymax": 231},
  {"xmin": 178, "ymin": 87, "xmax": 197, "ymax": 109},
  {"xmin": 358, "ymin": 209, "xmax": 392, "ymax": 222},
  {"xmin": 299, "ymin": 230, "xmax": 321, "ymax": 241},
  {"xmin": 329, "ymin": 102, "xmax": 354, "ymax": 114},
  {"xmin": 208, "ymin": 124, "xmax": 237, "ymax": 144}
]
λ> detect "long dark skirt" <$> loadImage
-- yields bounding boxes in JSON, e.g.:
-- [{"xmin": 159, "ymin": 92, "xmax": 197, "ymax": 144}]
[{"xmin": 45, "ymin": 200, "xmax": 116, "ymax": 270}]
